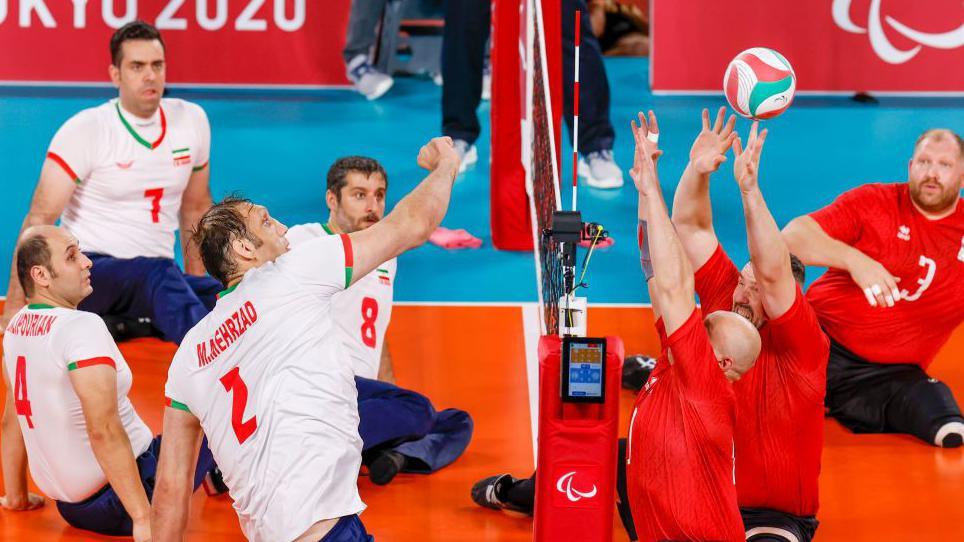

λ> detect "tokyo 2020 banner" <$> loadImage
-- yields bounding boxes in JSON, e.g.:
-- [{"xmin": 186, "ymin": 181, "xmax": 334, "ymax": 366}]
[
  {"xmin": 651, "ymin": 0, "xmax": 964, "ymax": 94},
  {"xmin": 0, "ymin": 0, "xmax": 351, "ymax": 86}
]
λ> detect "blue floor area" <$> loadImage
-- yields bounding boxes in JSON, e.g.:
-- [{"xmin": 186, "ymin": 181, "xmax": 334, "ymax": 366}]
[{"xmin": 1, "ymin": 58, "xmax": 962, "ymax": 303}]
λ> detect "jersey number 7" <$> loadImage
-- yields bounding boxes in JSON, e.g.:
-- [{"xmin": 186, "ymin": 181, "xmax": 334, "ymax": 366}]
[
  {"xmin": 14, "ymin": 356, "xmax": 34, "ymax": 429},
  {"xmin": 220, "ymin": 367, "xmax": 257, "ymax": 444}
]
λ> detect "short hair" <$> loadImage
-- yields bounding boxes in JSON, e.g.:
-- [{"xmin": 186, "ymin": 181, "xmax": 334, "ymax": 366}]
[
  {"xmin": 192, "ymin": 196, "xmax": 262, "ymax": 286},
  {"xmin": 16, "ymin": 233, "xmax": 53, "ymax": 298},
  {"xmin": 914, "ymin": 129, "xmax": 963, "ymax": 159},
  {"xmin": 326, "ymin": 156, "xmax": 388, "ymax": 201},
  {"xmin": 110, "ymin": 20, "xmax": 164, "ymax": 67},
  {"xmin": 789, "ymin": 254, "xmax": 805, "ymax": 285}
]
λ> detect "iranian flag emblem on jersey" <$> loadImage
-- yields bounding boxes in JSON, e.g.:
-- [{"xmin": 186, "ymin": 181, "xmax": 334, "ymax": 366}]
[
  {"xmin": 377, "ymin": 268, "xmax": 391, "ymax": 286},
  {"xmin": 172, "ymin": 147, "xmax": 191, "ymax": 167}
]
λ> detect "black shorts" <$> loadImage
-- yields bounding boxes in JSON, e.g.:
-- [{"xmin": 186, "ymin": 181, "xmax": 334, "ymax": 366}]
[
  {"xmin": 741, "ymin": 507, "xmax": 818, "ymax": 542},
  {"xmin": 825, "ymin": 338, "xmax": 962, "ymax": 445}
]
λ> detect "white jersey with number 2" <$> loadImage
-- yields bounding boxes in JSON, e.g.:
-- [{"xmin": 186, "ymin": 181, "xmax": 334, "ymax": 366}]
[
  {"xmin": 286, "ymin": 223, "xmax": 396, "ymax": 380},
  {"xmin": 165, "ymin": 234, "xmax": 364, "ymax": 542}
]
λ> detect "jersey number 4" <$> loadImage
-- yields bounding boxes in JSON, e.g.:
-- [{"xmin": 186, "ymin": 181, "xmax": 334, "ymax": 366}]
[
  {"xmin": 361, "ymin": 297, "xmax": 378, "ymax": 348},
  {"xmin": 14, "ymin": 356, "xmax": 34, "ymax": 429},
  {"xmin": 144, "ymin": 188, "xmax": 164, "ymax": 223},
  {"xmin": 220, "ymin": 367, "xmax": 257, "ymax": 444}
]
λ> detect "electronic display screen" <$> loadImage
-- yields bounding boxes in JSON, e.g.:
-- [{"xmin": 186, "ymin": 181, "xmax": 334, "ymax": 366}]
[{"xmin": 561, "ymin": 337, "xmax": 606, "ymax": 403}]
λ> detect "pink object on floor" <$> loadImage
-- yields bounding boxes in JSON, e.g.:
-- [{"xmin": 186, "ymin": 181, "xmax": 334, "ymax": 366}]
[
  {"xmin": 579, "ymin": 236, "xmax": 615, "ymax": 249},
  {"xmin": 429, "ymin": 227, "xmax": 483, "ymax": 249}
]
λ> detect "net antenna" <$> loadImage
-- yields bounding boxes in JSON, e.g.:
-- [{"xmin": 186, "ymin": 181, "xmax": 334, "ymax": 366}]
[
  {"xmin": 523, "ymin": 0, "xmax": 564, "ymax": 336},
  {"xmin": 571, "ymin": 9, "xmax": 581, "ymax": 212}
]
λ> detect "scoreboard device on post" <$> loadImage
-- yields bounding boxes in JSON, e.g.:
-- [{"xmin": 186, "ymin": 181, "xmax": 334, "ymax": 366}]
[{"xmin": 561, "ymin": 336, "xmax": 606, "ymax": 403}]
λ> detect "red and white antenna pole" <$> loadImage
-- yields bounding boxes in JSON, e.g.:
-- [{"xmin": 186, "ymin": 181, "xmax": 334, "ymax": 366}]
[{"xmin": 571, "ymin": 9, "xmax": 580, "ymax": 212}]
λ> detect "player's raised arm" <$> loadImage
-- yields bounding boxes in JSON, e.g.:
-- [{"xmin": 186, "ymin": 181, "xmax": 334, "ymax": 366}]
[
  {"xmin": 152, "ymin": 407, "xmax": 205, "ymax": 542},
  {"xmin": 348, "ymin": 137, "xmax": 460, "ymax": 283},
  {"xmin": 631, "ymin": 112, "xmax": 695, "ymax": 337},
  {"xmin": 2, "ymin": 160, "xmax": 77, "ymax": 332},
  {"xmin": 0, "ymin": 356, "xmax": 44, "ymax": 512},
  {"xmin": 671, "ymin": 107, "xmax": 737, "ymax": 269},
  {"xmin": 732, "ymin": 123, "xmax": 795, "ymax": 318}
]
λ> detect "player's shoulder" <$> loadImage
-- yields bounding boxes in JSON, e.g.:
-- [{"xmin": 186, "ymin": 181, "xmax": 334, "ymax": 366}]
[
  {"xmin": 844, "ymin": 182, "xmax": 902, "ymax": 203},
  {"xmin": 50, "ymin": 309, "xmax": 113, "ymax": 339},
  {"xmin": 161, "ymin": 98, "xmax": 209, "ymax": 123},
  {"xmin": 287, "ymin": 222, "xmax": 326, "ymax": 247},
  {"xmin": 57, "ymin": 102, "xmax": 112, "ymax": 134}
]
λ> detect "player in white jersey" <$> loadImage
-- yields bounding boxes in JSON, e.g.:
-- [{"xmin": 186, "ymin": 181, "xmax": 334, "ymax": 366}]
[
  {"xmin": 286, "ymin": 156, "xmax": 472, "ymax": 486},
  {"xmin": 0, "ymin": 226, "xmax": 218, "ymax": 541},
  {"xmin": 1, "ymin": 21, "xmax": 220, "ymax": 345},
  {"xmin": 151, "ymin": 137, "xmax": 461, "ymax": 542}
]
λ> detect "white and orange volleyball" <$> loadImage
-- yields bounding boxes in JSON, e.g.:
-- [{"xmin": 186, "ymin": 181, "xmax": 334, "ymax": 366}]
[{"xmin": 723, "ymin": 47, "xmax": 796, "ymax": 120}]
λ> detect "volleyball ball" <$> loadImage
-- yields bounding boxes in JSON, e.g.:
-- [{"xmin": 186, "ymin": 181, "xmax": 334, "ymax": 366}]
[{"xmin": 723, "ymin": 47, "xmax": 796, "ymax": 120}]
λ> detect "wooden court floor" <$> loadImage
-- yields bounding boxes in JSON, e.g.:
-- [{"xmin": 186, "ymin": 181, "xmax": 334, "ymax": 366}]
[{"xmin": 1, "ymin": 304, "xmax": 963, "ymax": 541}]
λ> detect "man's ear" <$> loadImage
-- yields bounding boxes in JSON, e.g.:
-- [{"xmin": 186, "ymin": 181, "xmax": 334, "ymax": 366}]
[
  {"xmin": 231, "ymin": 237, "xmax": 256, "ymax": 260},
  {"xmin": 30, "ymin": 266, "xmax": 50, "ymax": 290},
  {"xmin": 718, "ymin": 357, "xmax": 733, "ymax": 371}
]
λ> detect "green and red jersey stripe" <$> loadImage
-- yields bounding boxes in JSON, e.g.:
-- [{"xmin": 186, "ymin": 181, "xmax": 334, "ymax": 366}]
[
  {"xmin": 115, "ymin": 101, "xmax": 167, "ymax": 150},
  {"xmin": 165, "ymin": 397, "xmax": 191, "ymax": 413},
  {"xmin": 340, "ymin": 233, "xmax": 354, "ymax": 287},
  {"xmin": 192, "ymin": 161, "xmax": 209, "ymax": 172},
  {"xmin": 67, "ymin": 357, "xmax": 115, "ymax": 371},
  {"xmin": 47, "ymin": 152, "xmax": 81, "ymax": 184}
]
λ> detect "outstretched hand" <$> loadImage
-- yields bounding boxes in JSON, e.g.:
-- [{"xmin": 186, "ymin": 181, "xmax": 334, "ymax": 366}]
[
  {"xmin": 629, "ymin": 110, "xmax": 661, "ymax": 195},
  {"xmin": 732, "ymin": 121, "xmax": 768, "ymax": 193},
  {"xmin": 689, "ymin": 107, "xmax": 737, "ymax": 175}
]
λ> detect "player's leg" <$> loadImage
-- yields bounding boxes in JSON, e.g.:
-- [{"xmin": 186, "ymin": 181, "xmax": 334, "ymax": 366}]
[
  {"xmin": 825, "ymin": 339, "xmax": 909, "ymax": 433},
  {"xmin": 471, "ymin": 471, "xmax": 536, "ymax": 515},
  {"xmin": 356, "ymin": 376, "xmax": 435, "ymax": 484},
  {"xmin": 441, "ymin": 0, "xmax": 490, "ymax": 169},
  {"xmin": 183, "ymin": 273, "xmax": 222, "ymax": 311},
  {"xmin": 884, "ymin": 370, "xmax": 964, "ymax": 447},
  {"xmin": 742, "ymin": 507, "xmax": 819, "ymax": 542},
  {"xmin": 78, "ymin": 254, "xmax": 157, "ymax": 340},
  {"xmin": 393, "ymin": 407, "xmax": 473, "ymax": 473},
  {"xmin": 136, "ymin": 258, "xmax": 215, "ymax": 344}
]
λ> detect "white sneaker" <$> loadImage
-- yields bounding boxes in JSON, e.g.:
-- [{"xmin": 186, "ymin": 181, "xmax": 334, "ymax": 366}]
[
  {"xmin": 453, "ymin": 139, "xmax": 478, "ymax": 174},
  {"xmin": 577, "ymin": 149, "xmax": 624, "ymax": 189},
  {"xmin": 346, "ymin": 55, "xmax": 394, "ymax": 101}
]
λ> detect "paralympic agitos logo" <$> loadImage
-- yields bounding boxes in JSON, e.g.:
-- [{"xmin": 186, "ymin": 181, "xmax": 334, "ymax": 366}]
[{"xmin": 832, "ymin": 0, "xmax": 964, "ymax": 64}]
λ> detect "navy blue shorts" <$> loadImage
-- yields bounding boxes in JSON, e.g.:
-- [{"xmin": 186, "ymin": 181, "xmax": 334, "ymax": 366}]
[
  {"xmin": 55, "ymin": 435, "xmax": 215, "ymax": 536},
  {"xmin": 79, "ymin": 253, "xmax": 221, "ymax": 344},
  {"xmin": 319, "ymin": 515, "xmax": 374, "ymax": 541}
]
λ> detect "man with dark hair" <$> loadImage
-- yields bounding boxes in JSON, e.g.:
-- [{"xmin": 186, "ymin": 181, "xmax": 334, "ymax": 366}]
[
  {"xmin": 672, "ymin": 108, "xmax": 829, "ymax": 542},
  {"xmin": 287, "ymin": 155, "xmax": 472, "ymax": 485},
  {"xmin": 0, "ymin": 226, "xmax": 218, "ymax": 541},
  {"xmin": 152, "ymin": 138, "xmax": 460, "ymax": 542},
  {"xmin": 2, "ymin": 20, "xmax": 219, "ymax": 346},
  {"xmin": 784, "ymin": 128, "xmax": 964, "ymax": 448}
]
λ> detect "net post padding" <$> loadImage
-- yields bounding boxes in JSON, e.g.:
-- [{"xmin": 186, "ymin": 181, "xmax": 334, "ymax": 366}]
[{"xmin": 490, "ymin": 0, "xmax": 562, "ymax": 252}]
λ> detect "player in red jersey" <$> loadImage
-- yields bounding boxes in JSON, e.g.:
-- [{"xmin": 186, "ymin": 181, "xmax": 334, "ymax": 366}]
[
  {"xmin": 784, "ymin": 129, "xmax": 964, "ymax": 448},
  {"xmin": 672, "ymin": 108, "xmax": 830, "ymax": 542},
  {"xmin": 626, "ymin": 111, "xmax": 761, "ymax": 542}
]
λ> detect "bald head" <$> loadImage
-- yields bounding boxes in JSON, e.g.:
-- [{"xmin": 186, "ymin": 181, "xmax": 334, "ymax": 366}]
[
  {"xmin": 15, "ymin": 225, "xmax": 92, "ymax": 306},
  {"xmin": 704, "ymin": 310, "xmax": 762, "ymax": 382}
]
